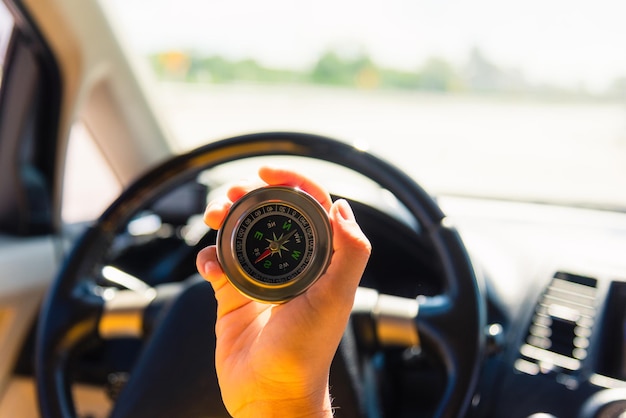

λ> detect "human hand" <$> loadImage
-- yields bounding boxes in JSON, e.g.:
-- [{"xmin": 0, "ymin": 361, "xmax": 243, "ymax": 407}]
[{"xmin": 196, "ymin": 166, "xmax": 371, "ymax": 418}]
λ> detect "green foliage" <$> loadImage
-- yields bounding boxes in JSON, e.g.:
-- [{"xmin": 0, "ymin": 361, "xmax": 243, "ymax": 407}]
[
  {"xmin": 310, "ymin": 51, "xmax": 377, "ymax": 87},
  {"xmin": 148, "ymin": 47, "xmax": 622, "ymax": 100},
  {"xmin": 310, "ymin": 51, "xmax": 348, "ymax": 85}
]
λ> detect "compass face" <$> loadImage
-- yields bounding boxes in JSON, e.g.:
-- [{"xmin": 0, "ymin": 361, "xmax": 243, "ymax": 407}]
[
  {"xmin": 217, "ymin": 186, "xmax": 332, "ymax": 303},
  {"xmin": 238, "ymin": 203, "xmax": 313, "ymax": 284}
]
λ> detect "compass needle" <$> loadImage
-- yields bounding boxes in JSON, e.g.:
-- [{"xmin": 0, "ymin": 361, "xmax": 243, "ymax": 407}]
[{"xmin": 254, "ymin": 248, "xmax": 273, "ymax": 264}]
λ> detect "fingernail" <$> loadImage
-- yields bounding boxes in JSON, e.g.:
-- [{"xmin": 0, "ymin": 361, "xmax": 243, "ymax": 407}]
[{"xmin": 336, "ymin": 199, "xmax": 355, "ymax": 222}]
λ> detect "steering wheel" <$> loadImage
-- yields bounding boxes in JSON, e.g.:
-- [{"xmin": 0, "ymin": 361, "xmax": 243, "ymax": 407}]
[{"xmin": 36, "ymin": 132, "xmax": 485, "ymax": 418}]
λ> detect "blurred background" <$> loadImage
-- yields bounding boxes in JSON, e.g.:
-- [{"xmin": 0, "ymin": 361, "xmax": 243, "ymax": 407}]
[{"xmin": 66, "ymin": 0, "xmax": 626, "ymax": 220}]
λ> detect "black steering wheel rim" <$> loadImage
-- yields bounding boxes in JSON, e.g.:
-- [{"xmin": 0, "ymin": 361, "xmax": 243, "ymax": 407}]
[{"xmin": 36, "ymin": 131, "xmax": 485, "ymax": 417}]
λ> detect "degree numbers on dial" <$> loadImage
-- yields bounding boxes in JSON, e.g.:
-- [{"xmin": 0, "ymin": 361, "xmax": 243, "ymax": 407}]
[{"xmin": 236, "ymin": 203, "xmax": 314, "ymax": 284}]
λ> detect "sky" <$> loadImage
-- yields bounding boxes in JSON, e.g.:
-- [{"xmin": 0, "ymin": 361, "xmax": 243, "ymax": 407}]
[{"xmin": 106, "ymin": 0, "xmax": 626, "ymax": 92}]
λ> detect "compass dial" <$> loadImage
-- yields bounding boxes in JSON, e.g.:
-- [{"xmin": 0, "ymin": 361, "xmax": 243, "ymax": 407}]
[{"xmin": 217, "ymin": 186, "xmax": 332, "ymax": 303}]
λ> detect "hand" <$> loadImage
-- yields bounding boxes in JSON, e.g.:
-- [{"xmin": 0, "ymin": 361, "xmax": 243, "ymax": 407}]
[{"xmin": 196, "ymin": 166, "xmax": 371, "ymax": 418}]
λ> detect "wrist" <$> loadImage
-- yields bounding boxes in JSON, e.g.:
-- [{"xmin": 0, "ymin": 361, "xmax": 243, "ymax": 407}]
[
  {"xmin": 231, "ymin": 383, "xmax": 333, "ymax": 418},
  {"xmin": 233, "ymin": 402, "xmax": 333, "ymax": 418}
]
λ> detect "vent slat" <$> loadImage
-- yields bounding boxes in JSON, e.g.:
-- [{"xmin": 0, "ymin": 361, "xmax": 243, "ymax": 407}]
[{"xmin": 518, "ymin": 272, "xmax": 598, "ymax": 377}]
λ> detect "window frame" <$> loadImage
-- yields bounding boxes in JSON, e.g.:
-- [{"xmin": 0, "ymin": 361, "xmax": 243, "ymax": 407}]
[{"xmin": 0, "ymin": 0, "xmax": 63, "ymax": 236}]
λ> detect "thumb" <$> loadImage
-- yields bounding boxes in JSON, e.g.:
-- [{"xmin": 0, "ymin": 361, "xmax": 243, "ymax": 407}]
[{"xmin": 309, "ymin": 199, "xmax": 371, "ymax": 308}]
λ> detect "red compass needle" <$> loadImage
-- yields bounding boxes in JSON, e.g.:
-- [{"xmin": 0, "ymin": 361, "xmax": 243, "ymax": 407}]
[{"xmin": 254, "ymin": 248, "xmax": 273, "ymax": 264}]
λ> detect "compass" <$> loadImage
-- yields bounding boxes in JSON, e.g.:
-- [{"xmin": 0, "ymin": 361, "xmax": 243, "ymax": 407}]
[{"xmin": 216, "ymin": 186, "xmax": 333, "ymax": 303}]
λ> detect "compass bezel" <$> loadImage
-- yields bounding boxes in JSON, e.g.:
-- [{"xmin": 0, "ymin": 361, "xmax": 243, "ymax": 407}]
[{"xmin": 217, "ymin": 186, "xmax": 333, "ymax": 303}]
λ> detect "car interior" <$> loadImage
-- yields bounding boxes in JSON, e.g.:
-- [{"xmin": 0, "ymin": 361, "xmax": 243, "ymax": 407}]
[{"xmin": 0, "ymin": 0, "xmax": 625, "ymax": 417}]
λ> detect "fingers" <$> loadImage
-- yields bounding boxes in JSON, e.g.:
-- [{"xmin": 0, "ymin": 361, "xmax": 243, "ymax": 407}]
[
  {"xmin": 204, "ymin": 165, "xmax": 333, "ymax": 230},
  {"xmin": 258, "ymin": 166, "xmax": 333, "ymax": 211},
  {"xmin": 226, "ymin": 179, "xmax": 265, "ymax": 203},
  {"xmin": 203, "ymin": 197, "xmax": 232, "ymax": 230}
]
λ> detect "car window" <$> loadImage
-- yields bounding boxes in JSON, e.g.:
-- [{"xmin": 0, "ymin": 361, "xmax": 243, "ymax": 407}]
[
  {"xmin": 0, "ymin": 1, "xmax": 13, "ymax": 93},
  {"xmin": 62, "ymin": 121, "xmax": 122, "ymax": 223}
]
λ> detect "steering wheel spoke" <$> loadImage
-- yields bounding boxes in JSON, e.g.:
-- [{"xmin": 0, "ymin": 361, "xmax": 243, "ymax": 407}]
[
  {"xmin": 352, "ymin": 287, "xmax": 421, "ymax": 349},
  {"xmin": 98, "ymin": 286, "xmax": 157, "ymax": 340}
]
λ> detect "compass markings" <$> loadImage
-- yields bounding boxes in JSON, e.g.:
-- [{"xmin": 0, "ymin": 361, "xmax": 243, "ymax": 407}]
[{"xmin": 234, "ymin": 200, "xmax": 319, "ymax": 284}]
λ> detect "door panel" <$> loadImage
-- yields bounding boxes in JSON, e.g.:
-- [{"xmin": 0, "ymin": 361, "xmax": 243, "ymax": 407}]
[{"xmin": 0, "ymin": 236, "xmax": 58, "ymax": 412}]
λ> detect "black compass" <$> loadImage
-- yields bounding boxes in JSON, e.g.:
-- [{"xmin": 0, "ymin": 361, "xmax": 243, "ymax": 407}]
[{"xmin": 216, "ymin": 186, "xmax": 333, "ymax": 303}]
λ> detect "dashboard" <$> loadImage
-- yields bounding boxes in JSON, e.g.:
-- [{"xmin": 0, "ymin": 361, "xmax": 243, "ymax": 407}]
[
  {"xmin": 39, "ymin": 174, "xmax": 626, "ymax": 418},
  {"xmin": 438, "ymin": 196, "xmax": 626, "ymax": 418}
]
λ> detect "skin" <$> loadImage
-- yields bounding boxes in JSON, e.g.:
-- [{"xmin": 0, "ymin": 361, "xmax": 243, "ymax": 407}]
[{"xmin": 196, "ymin": 166, "xmax": 372, "ymax": 418}]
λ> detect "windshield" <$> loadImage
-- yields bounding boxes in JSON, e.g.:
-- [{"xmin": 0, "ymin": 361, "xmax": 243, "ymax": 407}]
[{"xmin": 106, "ymin": 0, "xmax": 626, "ymax": 210}]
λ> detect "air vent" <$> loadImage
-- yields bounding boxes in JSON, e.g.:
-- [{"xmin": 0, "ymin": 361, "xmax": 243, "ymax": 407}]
[{"xmin": 516, "ymin": 272, "xmax": 598, "ymax": 378}]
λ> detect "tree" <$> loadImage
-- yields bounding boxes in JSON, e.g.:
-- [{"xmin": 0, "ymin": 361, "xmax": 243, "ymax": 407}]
[{"xmin": 310, "ymin": 49, "xmax": 379, "ymax": 88}]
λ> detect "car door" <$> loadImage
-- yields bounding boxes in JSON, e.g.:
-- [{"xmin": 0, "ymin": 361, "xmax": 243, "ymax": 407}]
[
  {"xmin": 0, "ymin": 1, "xmax": 63, "ymax": 414},
  {"xmin": 0, "ymin": 0, "xmax": 177, "ymax": 414}
]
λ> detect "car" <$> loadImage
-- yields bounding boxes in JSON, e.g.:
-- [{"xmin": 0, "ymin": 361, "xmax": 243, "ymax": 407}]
[{"xmin": 1, "ymin": 0, "xmax": 625, "ymax": 417}]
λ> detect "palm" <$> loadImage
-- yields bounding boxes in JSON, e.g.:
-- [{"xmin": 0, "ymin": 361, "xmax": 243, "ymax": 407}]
[{"xmin": 214, "ymin": 292, "xmax": 336, "ymax": 407}]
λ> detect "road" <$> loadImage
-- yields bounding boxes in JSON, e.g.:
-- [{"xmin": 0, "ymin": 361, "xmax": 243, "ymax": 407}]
[{"xmin": 153, "ymin": 82, "xmax": 626, "ymax": 209}]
